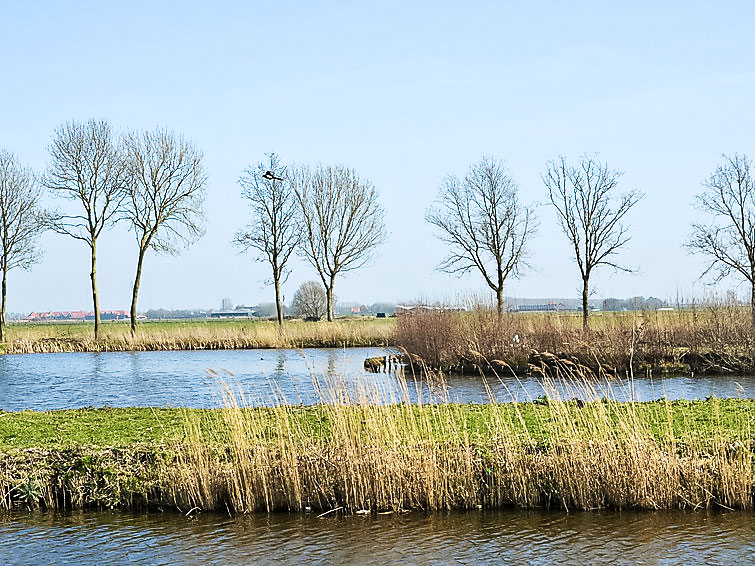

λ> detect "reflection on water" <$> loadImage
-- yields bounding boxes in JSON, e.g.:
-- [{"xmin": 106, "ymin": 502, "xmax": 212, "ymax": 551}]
[
  {"xmin": 0, "ymin": 509, "xmax": 751, "ymax": 565},
  {"xmin": 0, "ymin": 348, "xmax": 752, "ymax": 411}
]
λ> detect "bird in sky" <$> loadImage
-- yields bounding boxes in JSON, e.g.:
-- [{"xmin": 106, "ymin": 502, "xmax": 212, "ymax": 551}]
[{"xmin": 262, "ymin": 170, "xmax": 283, "ymax": 181}]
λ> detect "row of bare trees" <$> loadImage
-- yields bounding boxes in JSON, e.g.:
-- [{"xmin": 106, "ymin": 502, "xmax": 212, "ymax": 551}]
[
  {"xmin": 0, "ymin": 119, "xmax": 207, "ymax": 340},
  {"xmin": 45, "ymin": 119, "xmax": 208, "ymax": 339},
  {"xmin": 428, "ymin": 153, "xmax": 755, "ymax": 332},
  {"xmin": 2, "ymin": 128, "xmax": 754, "ymax": 339},
  {"xmin": 234, "ymin": 154, "xmax": 386, "ymax": 324}
]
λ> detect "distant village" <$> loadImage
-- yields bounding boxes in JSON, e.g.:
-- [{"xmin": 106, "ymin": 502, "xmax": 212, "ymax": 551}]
[{"xmin": 14, "ymin": 295, "xmax": 675, "ymax": 322}]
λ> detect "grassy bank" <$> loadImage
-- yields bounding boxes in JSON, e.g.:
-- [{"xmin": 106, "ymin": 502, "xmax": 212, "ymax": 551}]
[
  {"xmin": 1, "ymin": 395, "xmax": 752, "ymax": 513},
  {"xmin": 1, "ymin": 318, "xmax": 394, "ymax": 353},
  {"xmin": 395, "ymin": 304, "xmax": 755, "ymax": 376}
]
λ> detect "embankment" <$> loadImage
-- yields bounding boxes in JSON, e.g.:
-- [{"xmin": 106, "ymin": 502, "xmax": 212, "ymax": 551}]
[{"xmin": 1, "ymin": 400, "xmax": 752, "ymax": 514}]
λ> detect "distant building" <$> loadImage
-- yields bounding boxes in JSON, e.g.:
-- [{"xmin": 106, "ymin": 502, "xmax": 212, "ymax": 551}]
[
  {"xmin": 209, "ymin": 308, "xmax": 255, "ymax": 319},
  {"xmin": 516, "ymin": 302, "xmax": 565, "ymax": 312}
]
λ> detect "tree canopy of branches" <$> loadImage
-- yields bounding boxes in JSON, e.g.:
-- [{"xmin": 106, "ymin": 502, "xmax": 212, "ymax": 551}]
[
  {"xmin": 43, "ymin": 119, "xmax": 126, "ymax": 339},
  {"xmin": 688, "ymin": 153, "xmax": 755, "ymax": 329},
  {"xmin": 292, "ymin": 164, "xmax": 386, "ymax": 321},
  {"xmin": 0, "ymin": 150, "xmax": 45, "ymax": 340},
  {"xmin": 234, "ymin": 153, "xmax": 300, "ymax": 326},
  {"xmin": 426, "ymin": 157, "xmax": 535, "ymax": 316},
  {"xmin": 291, "ymin": 280, "xmax": 327, "ymax": 320},
  {"xmin": 543, "ymin": 155, "xmax": 642, "ymax": 330},
  {"xmin": 122, "ymin": 127, "xmax": 207, "ymax": 335}
]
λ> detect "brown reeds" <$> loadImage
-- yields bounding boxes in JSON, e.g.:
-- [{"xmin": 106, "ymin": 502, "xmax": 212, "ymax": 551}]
[
  {"xmin": 394, "ymin": 301, "xmax": 755, "ymax": 375},
  {"xmin": 167, "ymin": 368, "xmax": 753, "ymax": 514},
  {"xmin": 1, "ymin": 318, "xmax": 393, "ymax": 354}
]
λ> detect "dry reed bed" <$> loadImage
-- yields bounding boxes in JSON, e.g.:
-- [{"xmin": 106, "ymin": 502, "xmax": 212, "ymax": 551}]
[
  {"xmin": 2, "ymin": 319, "xmax": 393, "ymax": 354},
  {"xmin": 394, "ymin": 305, "xmax": 755, "ymax": 375},
  {"xmin": 2, "ymin": 373, "xmax": 752, "ymax": 514}
]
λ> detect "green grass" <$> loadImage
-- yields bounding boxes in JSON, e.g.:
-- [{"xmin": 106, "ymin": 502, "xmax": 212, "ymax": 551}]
[{"xmin": 1, "ymin": 399, "xmax": 751, "ymax": 451}]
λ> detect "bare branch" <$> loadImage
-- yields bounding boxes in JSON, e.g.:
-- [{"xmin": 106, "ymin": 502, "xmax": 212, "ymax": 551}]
[
  {"xmin": 0, "ymin": 150, "xmax": 46, "ymax": 339},
  {"xmin": 233, "ymin": 153, "xmax": 300, "ymax": 325},
  {"xmin": 687, "ymin": 153, "xmax": 755, "ymax": 329},
  {"xmin": 42, "ymin": 118, "xmax": 127, "ymax": 338},
  {"xmin": 543, "ymin": 154, "xmax": 642, "ymax": 329},
  {"xmin": 426, "ymin": 156, "xmax": 536, "ymax": 315},
  {"xmin": 121, "ymin": 126, "xmax": 208, "ymax": 334},
  {"xmin": 291, "ymin": 164, "xmax": 386, "ymax": 321}
]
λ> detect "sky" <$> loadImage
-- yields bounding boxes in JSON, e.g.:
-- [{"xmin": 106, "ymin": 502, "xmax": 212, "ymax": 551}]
[{"xmin": 2, "ymin": 1, "xmax": 755, "ymax": 313}]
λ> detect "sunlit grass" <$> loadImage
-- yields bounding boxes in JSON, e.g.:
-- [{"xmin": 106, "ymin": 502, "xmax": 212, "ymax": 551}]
[{"xmin": 1, "ymin": 317, "xmax": 394, "ymax": 353}]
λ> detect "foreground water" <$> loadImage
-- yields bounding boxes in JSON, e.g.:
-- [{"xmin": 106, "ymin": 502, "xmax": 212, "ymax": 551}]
[
  {"xmin": 0, "ymin": 348, "xmax": 753, "ymax": 411},
  {"xmin": 0, "ymin": 509, "xmax": 751, "ymax": 565}
]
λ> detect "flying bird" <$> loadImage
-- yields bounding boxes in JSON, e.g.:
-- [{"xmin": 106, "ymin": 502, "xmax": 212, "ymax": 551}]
[{"xmin": 262, "ymin": 170, "xmax": 283, "ymax": 181}]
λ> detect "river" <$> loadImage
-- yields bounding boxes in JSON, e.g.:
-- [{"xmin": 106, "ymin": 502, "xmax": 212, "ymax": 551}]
[
  {"xmin": 0, "ymin": 348, "xmax": 752, "ymax": 563},
  {"xmin": 0, "ymin": 508, "xmax": 752, "ymax": 565},
  {"xmin": 0, "ymin": 348, "xmax": 753, "ymax": 411}
]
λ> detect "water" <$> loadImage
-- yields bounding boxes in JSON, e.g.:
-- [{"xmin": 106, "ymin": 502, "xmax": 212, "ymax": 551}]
[
  {"xmin": 0, "ymin": 348, "xmax": 753, "ymax": 411},
  {"xmin": 0, "ymin": 509, "xmax": 751, "ymax": 565}
]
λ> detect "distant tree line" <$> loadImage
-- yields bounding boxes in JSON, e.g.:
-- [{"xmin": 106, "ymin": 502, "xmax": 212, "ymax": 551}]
[
  {"xmin": 4, "ymin": 119, "xmax": 755, "ymax": 338},
  {"xmin": 601, "ymin": 296, "xmax": 668, "ymax": 312}
]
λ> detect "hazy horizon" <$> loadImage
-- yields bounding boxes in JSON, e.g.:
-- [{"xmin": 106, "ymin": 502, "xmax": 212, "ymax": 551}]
[{"xmin": 3, "ymin": 2, "xmax": 755, "ymax": 312}]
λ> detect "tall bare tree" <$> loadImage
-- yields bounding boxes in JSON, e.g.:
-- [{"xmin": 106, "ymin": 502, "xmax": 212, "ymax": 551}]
[
  {"xmin": 426, "ymin": 157, "xmax": 535, "ymax": 316},
  {"xmin": 688, "ymin": 153, "xmax": 755, "ymax": 330},
  {"xmin": 292, "ymin": 164, "xmax": 386, "ymax": 322},
  {"xmin": 0, "ymin": 151, "xmax": 45, "ymax": 341},
  {"xmin": 122, "ymin": 127, "xmax": 207, "ymax": 335},
  {"xmin": 543, "ymin": 155, "xmax": 642, "ymax": 330},
  {"xmin": 234, "ymin": 153, "xmax": 300, "ymax": 326},
  {"xmin": 44, "ymin": 119, "xmax": 126, "ymax": 339}
]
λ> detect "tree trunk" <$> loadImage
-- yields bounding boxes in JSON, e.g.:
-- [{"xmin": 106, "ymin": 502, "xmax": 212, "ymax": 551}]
[
  {"xmin": 751, "ymin": 282, "xmax": 755, "ymax": 334},
  {"xmin": 274, "ymin": 276, "xmax": 283, "ymax": 327},
  {"xmin": 0, "ymin": 267, "xmax": 6, "ymax": 343},
  {"xmin": 130, "ymin": 246, "xmax": 147, "ymax": 337},
  {"xmin": 582, "ymin": 276, "xmax": 589, "ymax": 331},
  {"xmin": 496, "ymin": 286, "xmax": 504, "ymax": 318},
  {"xmin": 326, "ymin": 278, "xmax": 335, "ymax": 322},
  {"xmin": 91, "ymin": 241, "xmax": 100, "ymax": 340}
]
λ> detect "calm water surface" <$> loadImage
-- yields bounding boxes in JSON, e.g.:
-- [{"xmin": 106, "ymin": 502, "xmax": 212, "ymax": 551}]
[
  {"xmin": 0, "ymin": 509, "xmax": 751, "ymax": 565},
  {"xmin": 0, "ymin": 348, "xmax": 753, "ymax": 411}
]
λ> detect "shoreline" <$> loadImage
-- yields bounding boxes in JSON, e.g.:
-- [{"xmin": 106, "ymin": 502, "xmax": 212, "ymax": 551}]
[{"xmin": 1, "ymin": 400, "xmax": 752, "ymax": 514}]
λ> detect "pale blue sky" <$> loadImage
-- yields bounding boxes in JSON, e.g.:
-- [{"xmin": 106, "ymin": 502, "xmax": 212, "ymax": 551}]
[{"xmin": 2, "ymin": 1, "xmax": 755, "ymax": 312}]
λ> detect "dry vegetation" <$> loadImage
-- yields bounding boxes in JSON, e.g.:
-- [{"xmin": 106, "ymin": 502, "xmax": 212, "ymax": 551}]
[
  {"xmin": 1, "ymin": 370, "xmax": 752, "ymax": 514},
  {"xmin": 394, "ymin": 303, "xmax": 755, "ymax": 375},
  {"xmin": 1, "ymin": 318, "xmax": 393, "ymax": 353}
]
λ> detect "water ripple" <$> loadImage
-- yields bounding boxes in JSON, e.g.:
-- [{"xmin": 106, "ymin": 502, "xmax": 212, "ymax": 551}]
[{"xmin": 0, "ymin": 509, "xmax": 752, "ymax": 566}]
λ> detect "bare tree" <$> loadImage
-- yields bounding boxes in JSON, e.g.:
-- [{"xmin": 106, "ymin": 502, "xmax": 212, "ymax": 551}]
[
  {"xmin": 44, "ymin": 119, "xmax": 126, "ymax": 339},
  {"xmin": 0, "ymin": 151, "xmax": 45, "ymax": 340},
  {"xmin": 292, "ymin": 164, "xmax": 385, "ymax": 322},
  {"xmin": 234, "ymin": 153, "xmax": 300, "ymax": 326},
  {"xmin": 291, "ymin": 280, "xmax": 327, "ymax": 320},
  {"xmin": 688, "ymin": 153, "xmax": 755, "ymax": 330},
  {"xmin": 543, "ymin": 155, "xmax": 642, "ymax": 330},
  {"xmin": 122, "ymin": 127, "xmax": 207, "ymax": 335},
  {"xmin": 426, "ymin": 157, "xmax": 535, "ymax": 316}
]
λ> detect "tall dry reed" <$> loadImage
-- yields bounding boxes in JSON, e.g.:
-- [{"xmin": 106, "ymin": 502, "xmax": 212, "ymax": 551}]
[
  {"xmin": 169, "ymin": 367, "xmax": 754, "ymax": 514},
  {"xmin": 394, "ymin": 301, "xmax": 755, "ymax": 375}
]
